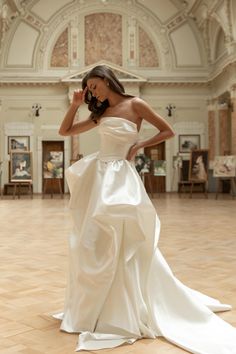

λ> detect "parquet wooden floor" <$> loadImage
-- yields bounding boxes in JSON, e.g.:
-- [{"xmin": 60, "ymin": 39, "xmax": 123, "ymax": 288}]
[{"xmin": 0, "ymin": 193, "xmax": 235, "ymax": 353}]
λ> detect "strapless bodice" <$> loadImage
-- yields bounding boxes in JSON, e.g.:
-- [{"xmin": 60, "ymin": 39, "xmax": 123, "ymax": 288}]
[{"xmin": 98, "ymin": 117, "xmax": 138, "ymax": 161}]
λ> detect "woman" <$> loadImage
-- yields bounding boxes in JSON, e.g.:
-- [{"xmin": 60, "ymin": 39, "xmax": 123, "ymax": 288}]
[{"xmin": 58, "ymin": 65, "xmax": 236, "ymax": 353}]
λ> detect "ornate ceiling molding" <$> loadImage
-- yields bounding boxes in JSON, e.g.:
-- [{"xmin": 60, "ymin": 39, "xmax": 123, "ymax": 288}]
[{"xmin": 1, "ymin": 0, "xmax": 235, "ymax": 83}]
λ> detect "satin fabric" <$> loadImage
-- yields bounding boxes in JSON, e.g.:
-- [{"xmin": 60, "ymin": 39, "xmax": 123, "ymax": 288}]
[{"xmin": 58, "ymin": 117, "xmax": 236, "ymax": 353}]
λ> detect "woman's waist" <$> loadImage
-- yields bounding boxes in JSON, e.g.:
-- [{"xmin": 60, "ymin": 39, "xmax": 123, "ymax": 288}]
[
  {"xmin": 98, "ymin": 152, "xmax": 127, "ymax": 162},
  {"xmin": 98, "ymin": 142, "xmax": 132, "ymax": 161}
]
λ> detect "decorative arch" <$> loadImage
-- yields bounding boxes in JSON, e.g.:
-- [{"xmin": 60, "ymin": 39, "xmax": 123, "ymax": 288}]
[{"xmin": 36, "ymin": 0, "xmax": 170, "ymax": 71}]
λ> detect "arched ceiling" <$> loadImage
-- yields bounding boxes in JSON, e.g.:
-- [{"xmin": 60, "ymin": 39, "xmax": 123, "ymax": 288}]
[{"xmin": 0, "ymin": 0, "xmax": 235, "ymax": 84}]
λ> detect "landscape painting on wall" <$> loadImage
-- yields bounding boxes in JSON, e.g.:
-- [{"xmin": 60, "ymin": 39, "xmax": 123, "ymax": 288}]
[
  {"xmin": 8, "ymin": 136, "xmax": 30, "ymax": 154},
  {"xmin": 179, "ymin": 135, "xmax": 200, "ymax": 153}
]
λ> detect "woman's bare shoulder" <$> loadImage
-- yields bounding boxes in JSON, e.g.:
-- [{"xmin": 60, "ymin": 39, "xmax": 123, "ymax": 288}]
[
  {"xmin": 130, "ymin": 96, "xmax": 144, "ymax": 104},
  {"xmin": 131, "ymin": 96, "xmax": 149, "ymax": 109},
  {"xmin": 130, "ymin": 97, "xmax": 154, "ymax": 117}
]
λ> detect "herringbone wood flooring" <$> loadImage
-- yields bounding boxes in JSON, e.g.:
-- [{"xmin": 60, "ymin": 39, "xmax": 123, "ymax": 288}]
[{"xmin": 0, "ymin": 193, "xmax": 235, "ymax": 353}]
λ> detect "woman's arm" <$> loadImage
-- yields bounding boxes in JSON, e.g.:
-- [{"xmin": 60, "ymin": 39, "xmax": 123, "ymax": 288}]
[
  {"xmin": 59, "ymin": 89, "xmax": 95, "ymax": 136},
  {"xmin": 127, "ymin": 97, "xmax": 175, "ymax": 160}
]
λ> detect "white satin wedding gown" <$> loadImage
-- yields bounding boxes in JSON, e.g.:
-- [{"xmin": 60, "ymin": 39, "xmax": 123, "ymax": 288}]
[{"xmin": 57, "ymin": 117, "xmax": 236, "ymax": 353}]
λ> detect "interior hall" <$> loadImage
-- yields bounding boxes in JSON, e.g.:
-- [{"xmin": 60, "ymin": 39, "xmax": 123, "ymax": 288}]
[{"xmin": 0, "ymin": 0, "xmax": 235, "ymax": 353}]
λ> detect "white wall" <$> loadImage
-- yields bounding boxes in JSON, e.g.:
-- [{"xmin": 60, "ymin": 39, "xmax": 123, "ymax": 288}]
[{"xmin": 0, "ymin": 85, "xmax": 70, "ymax": 193}]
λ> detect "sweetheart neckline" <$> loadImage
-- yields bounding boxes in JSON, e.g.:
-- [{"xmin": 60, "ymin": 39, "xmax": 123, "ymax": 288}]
[{"xmin": 99, "ymin": 117, "xmax": 138, "ymax": 130}]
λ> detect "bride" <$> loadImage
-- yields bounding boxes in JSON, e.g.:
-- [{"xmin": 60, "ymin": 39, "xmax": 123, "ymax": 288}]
[{"xmin": 58, "ymin": 65, "xmax": 236, "ymax": 353}]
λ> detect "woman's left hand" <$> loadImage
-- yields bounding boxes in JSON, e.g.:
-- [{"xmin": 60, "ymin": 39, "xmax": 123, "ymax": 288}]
[{"xmin": 126, "ymin": 143, "xmax": 140, "ymax": 161}]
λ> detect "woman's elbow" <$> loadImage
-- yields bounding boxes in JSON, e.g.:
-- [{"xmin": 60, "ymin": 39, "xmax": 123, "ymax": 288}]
[
  {"xmin": 58, "ymin": 129, "xmax": 69, "ymax": 136},
  {"xmin": 166, "ymin": 129, "xmax": 175, "ymax": 139}
]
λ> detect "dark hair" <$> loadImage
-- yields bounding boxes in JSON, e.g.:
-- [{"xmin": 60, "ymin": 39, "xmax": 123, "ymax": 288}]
[{"xmin": 82, "ymin": 65, "xmax": 133, "ymax": 123}]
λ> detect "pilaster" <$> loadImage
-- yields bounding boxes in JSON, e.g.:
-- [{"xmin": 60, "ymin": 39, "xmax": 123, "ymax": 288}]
[
  {"xmin": 207, "ymin": 102, "xmax": 216, "ymax": 161},
  {"xmin": 230, "ymin": 86, "xmax": 236, "ymax": 154},
  {"xmin": 218, "ymin": 102, "xmax": 230, "ymax": 155}
]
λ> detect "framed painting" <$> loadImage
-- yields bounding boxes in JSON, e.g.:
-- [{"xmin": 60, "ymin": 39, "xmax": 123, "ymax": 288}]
[
  {"xmin": 153, "ymin": 160, "xmax": 166, "ymax": 176},
  {"xmin": 173, "ymin": 155, "xmax": 183, "ymax": 169},
  {"xmin": 10, "ymin": 151, "xmax": 33, "ymax": 182},
  {"xmin": 189, "ymin": 149, "xmax": 208, "ymax": 182},
  {"xmin": 8, "ymin": 136, "xmax": 30, "ymax": 154},
  {"xmin": 43, "ymin": 151, "xmax": 64, "ymax": 179},
  {"xmin": 179, "ymin": 135, "xmax": 200, "ymax": 153},
  {"xmin": 213, "ymin": 156, "xmax": 236, "ymax": 177},
  {"xmin": 135, "ymin": 154, "xmax": 151, "ymax": 174}
]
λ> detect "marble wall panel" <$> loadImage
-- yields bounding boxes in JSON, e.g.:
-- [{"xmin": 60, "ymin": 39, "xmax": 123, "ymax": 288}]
[
  {"xmin": 85, "ymin": 13, "xmax": 122, "ymax": 66},
  {"xmin": 139, "ymin": 27, "xmax": 159, "ymax": 67},
  {"xmin": 51, "ymin": 28, "xmax": 69, "ymax": 67}
]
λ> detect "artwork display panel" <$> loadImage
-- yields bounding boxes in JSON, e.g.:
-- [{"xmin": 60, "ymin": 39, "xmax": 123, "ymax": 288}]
[
  {"xmin": 189, "ymin": 149, "xmax": 208, "ymax": 182},
  {"xmin": 135, "ymin": 154, "xmax": 151, "ymax": 174},
  {"xmin": 10, "ymin": 151, "xmax": 32, "ymax": 182},
  {"xmin": 43, "ymin": 151, "xmax": 64, "ymax": 179},
  {"xmin": 153, "ymin": 160, "xmax": 166, "ymax": 176},
  {"xmin": 173, "ymin": 155, "xmax": 183, "ymax": 169},
  {"xmin": 213, "ymin": 156, "xmax": 236, "ymax": 177}
]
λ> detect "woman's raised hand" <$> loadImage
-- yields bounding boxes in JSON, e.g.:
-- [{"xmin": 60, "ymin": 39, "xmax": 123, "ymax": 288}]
[{"xmin": 72, "ymin": 87, "xmax": 87, "ymax": 106}]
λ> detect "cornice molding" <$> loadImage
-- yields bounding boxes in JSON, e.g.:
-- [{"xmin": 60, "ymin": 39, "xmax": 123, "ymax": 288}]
[
  {"xmin": 0, "ymin": 78, "xmax": 63, "ymax": 86},
  {"xmin": 143, "ymin": 81, "xmax": 209, "ymax": 88},
  {"xmin": 0, "ymin": 77, "xmax": 210, "ymax": 88},
  {"xmin": 0, "ymin": 48, "xmax": 235, "ymax": 88}
]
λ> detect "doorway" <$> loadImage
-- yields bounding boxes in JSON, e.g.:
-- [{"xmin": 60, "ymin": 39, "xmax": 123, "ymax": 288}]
[{"xmin": 42, "ymin": 141, "xmax": 64, "ymax": 194}]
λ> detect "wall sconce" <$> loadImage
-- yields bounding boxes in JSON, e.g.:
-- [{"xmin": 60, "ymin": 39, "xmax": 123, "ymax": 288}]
[
  {"xmin": 166, "ymin": 104, "xmax": 176, "ymax": 117},
  {"xmin": 32, "ymin": 103, "xmax": 42, "ymax": 117}
]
